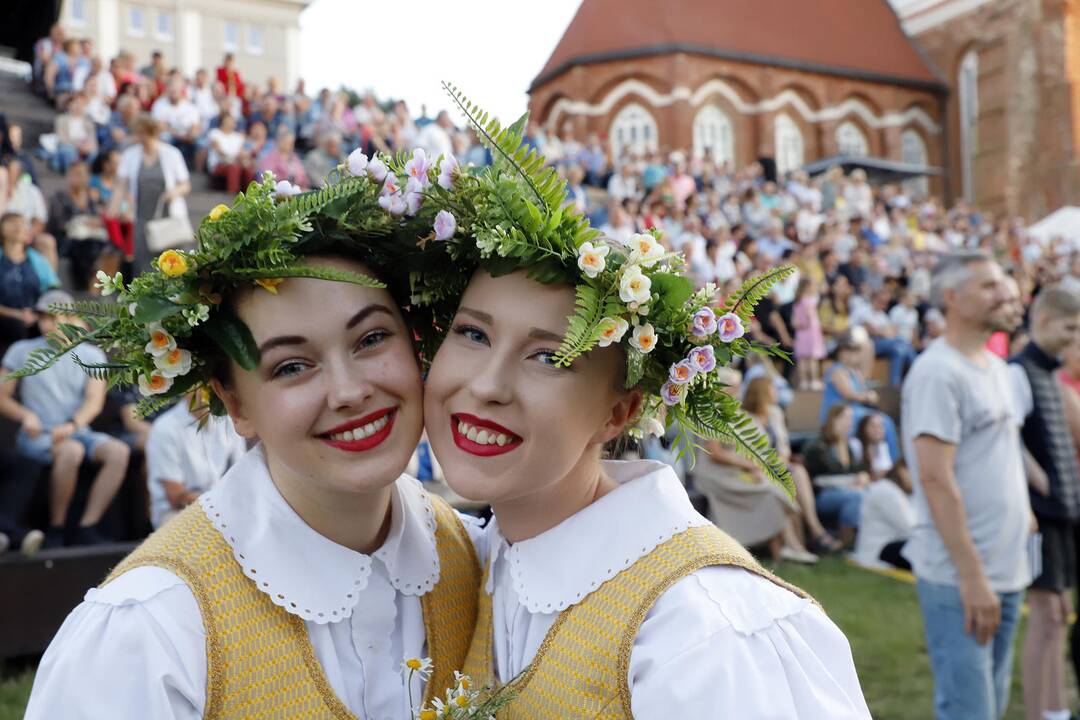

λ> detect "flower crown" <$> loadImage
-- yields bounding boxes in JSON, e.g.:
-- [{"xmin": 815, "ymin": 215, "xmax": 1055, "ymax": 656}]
[
  {"xmin": 404, "ymin": 84, "xmax": 795, "ymax": 490},
  {"xmin": 7, "ymin": 170, "xmax": 412, "ymax": 418}
]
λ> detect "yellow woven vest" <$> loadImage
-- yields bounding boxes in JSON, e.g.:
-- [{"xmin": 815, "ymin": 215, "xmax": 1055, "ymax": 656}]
[
  {"xmin": 104, "ymin": 493, "xmax": 480, "ymax": 720},
  {"xmin": 462, "ymin": 524, "xmax": 811, "ymax": 719}
]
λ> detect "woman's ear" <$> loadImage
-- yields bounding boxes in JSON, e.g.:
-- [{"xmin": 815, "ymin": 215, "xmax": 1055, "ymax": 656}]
[
  {"xmin": 593, "ymin": 389, "xmax": 644, "ymax": 445},
  {"xmin": 209, "ymin": 377, "xmax": 256, "ymax": 438}
]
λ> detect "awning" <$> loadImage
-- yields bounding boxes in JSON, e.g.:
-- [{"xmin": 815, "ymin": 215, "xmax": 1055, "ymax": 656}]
[
  {"xmin": 1027, "ymin": 206, "xmax": 1080, "ymax": 243},
  {"xmin": 803, "ymin": 154, "xmax": 943, "ymax": 184}
]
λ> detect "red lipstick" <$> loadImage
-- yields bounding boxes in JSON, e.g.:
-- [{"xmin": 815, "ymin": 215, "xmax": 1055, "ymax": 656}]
[
  {"xmin": 318, "ymin": 407, "xmax": 396, "ymax": 453},
  {"xmin": 451, "ymin": 413, "xmax": 523, "ymax": 457}
]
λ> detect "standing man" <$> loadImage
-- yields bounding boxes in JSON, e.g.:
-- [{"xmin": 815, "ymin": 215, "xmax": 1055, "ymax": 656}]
[
  {"xmin": 901, "ymin": 251, "xmax": 1032, "ymax": 720},
  {"xmin": 1011, "ymin": 285, "xmax": 1080, "ymax": 720}
]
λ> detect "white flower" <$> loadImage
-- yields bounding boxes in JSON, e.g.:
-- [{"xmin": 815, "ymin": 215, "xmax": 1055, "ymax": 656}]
[
  {"xmin": 183, "ymin": 304, "xmax": 210, "ymax": 327},
  {"xmin": 137, "ymin": 372, "xmax": 173, "ymax": 397},
  {"xmin": 401, "ymin": 656, "xmax": 433, "ymax": 680},
  {"xmin": 378, "ymin": 192, "xmax": 407, "ymax": 216},
  {"xmin": 642, "ymin": 416, "xmax": 666, "ymax": 437},
  {"xmin": 145, "ymin": 323, "xmax": 176, "ymax": 357},
  {"xmin": 346, "ymin": 149, "xmax": 368, "ymax": 176},
  {"xmin": 576, "ymin": 241, "xmax": 610, "ymax": 279},
  {"xmin": 274, "ymin": 179, "xmax": 301, "ymax": 198},
  {"xmin": 433, "ymin": 210, "xmax": 456, "ymax": 241},
  {"xmin": 437, "ymin": 154, "xmax": 458, "ymax": 189},
  {"xmin": 95, "ymin": 270, "xmax": 123, "ymax": 296},
  {"xmin": 128, "ymin": 302, "xmax": 138, "ymax": 317},
  {"xmin": 629, "ymin": 322, "xmax": 658, "ymax": 354},
  {"xmin": 154, "ymin": 347, "xmax": 193, "ymax": 378},
  {"xmin": 367, "ymin": 156, "xmax": 388, "ymax": 182},
  {"xmin": 596, "ymin": 316, "xmax": 629, "ymax": 347},
  {"xmin": 624, "ymin": 232, "xmax": 664, "ymax": 267},
  {"xmin": 619, "ymin": 265, "xmax": 653, "ymax": 305}
]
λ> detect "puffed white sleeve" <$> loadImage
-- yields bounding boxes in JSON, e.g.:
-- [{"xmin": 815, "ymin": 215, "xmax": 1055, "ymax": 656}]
[
  {"xmin": 455, "ymin": 510, "xmax": 489, "ymax": 567},
  {"xmin": 628, "ymin": 566, "xmax": 871, "ymax": 719},
  {"xmin": 23, "ymin": 566, "xmax": 208, "ymax": 720}
]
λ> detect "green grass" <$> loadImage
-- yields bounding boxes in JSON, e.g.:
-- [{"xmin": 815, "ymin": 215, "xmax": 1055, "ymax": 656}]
[
  {"xmin": 776, "ymin": 556, "xmax": 1030, "ymax": 720},
  {"xmin": 0, "ymin": 558, "xmax": 1063, "ymax": 719}
]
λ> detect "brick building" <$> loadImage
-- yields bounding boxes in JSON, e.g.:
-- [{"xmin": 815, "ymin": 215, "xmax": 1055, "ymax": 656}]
[{"xmin": 893, "ymin": 0, "xmax": 1080, "ymax": 220}]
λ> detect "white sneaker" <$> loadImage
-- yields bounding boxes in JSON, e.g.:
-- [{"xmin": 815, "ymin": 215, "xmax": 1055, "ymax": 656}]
[
  {"xmin": 780, "ymin": 546, "xmax": 819, "ymax": 564},
  {"xmin": 20, "ymin": 529, "xmax": 45, "ymax": 556}
]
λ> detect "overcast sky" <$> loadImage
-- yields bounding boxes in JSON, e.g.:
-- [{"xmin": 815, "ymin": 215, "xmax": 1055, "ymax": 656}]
[{"xmin": 300, "ymin": 0, "xmax": 583, "ymax": 122}]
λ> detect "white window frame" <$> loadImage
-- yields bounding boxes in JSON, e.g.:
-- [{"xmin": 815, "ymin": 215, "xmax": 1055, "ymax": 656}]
[
  {"xmin": 958, "ymin": 49, "xmax": 979, "ymax": 202},
  {"xmin": 836, "ymin": 120, "xmax": 869, "ymax": 157},
  {"xmin": 609, "ymin": 102, "xmax": 658, "ymax": 160},
  {"xmin": 223, "ymin": 21, "xmax": 240, "ymax": 52},
  {"xmin": 68, "ymin": 0, "xmax": 88, "ymax": 27},
  {"xmin": 246, "ymin": 24, "xmax": 264, "ymax": 55},
  {"xmin": 128, "ymin": 6, "xmax": 146, "ymax": 37},
  {"xmin": 774, "ymin": 113, "xmax": 804, "ymax": 177},
  {"xmin": 901, "ymin": 128, "xmax": 930, "ymax": 198},
  {"xmin": 154, "ymin": 10, "xmax": 174, "ymax": 41},
  {"xmin": 692, "ymin": 105, "xmax": 735, "ymax": 165}
]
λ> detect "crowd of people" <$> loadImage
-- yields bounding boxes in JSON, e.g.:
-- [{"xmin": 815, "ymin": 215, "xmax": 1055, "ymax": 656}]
[{"xmin": 4, "ymin": 26, "xmax": 1080, "ymax": 719}]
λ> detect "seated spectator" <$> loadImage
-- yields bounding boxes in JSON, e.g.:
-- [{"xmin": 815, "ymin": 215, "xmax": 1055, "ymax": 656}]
[
  {"xmin": 0, "ymin": 157, "xmax": 58, "ymax": 270},
  {"xmin": 215, "ymin": 52, "xmax": 245, "ymax": 99},
  {"xmin": 52, "ymin": 92, "xmax": 98, "ymax": 173},
  {"xmin": 692, "ymin": 370, "xmax": 818, "ymax": 563},
  {"xmin": 0, "ymin": 213, "xmax": 59, "ymax": 346},
  {"xmin": 852, "ymin": 286, "xmax": 917, "ymax": 387},
  {"xmin": 104, "ymin": 94, "xmax": 141, "ymax": 151},
  {"xmin": 256, "ymin": 126, "xmax": 309, "ymax": 189},
  {"xmin": 802, "ymin": 404, "xmax": 868, "ymax": 545},
  {"xmin": 564, "ymin": 164, "xmax": 587, "ymax": 214},
  {"xmin": 83, "ymin": 56, "xmax": 117, "ymax": 134},
  {"xmin": 243, "ymin": 120, "xmax": 270, "ymax": 168},
  {"xmin": 607, "ymin": 161, "xmax": 639, "ymax": 202},
  {"xmin": 190, "ymin": 69, "xmax": 219, "ymax": 126},
  {"xmin": 151, "ymin": 78, "xmax": 202, "ymax": 168},
  {"xmin": 47, "ymin": 161, "xmax": 107, "ymax": 289},
  {"xmin": 741, "ymin": 353, "xmax": 794, "ymax": 408},
  {"xmin": 302, "ymin": 130, "xmax": 345, "ymax": 188},
  {"xmin": 888, "ymin": 287, "xmax": 921, "ymax": 346},
  {"xmin": 416, "ymin": 110, "xmax": 455, "ymax": 160},
  {"xmin": 821, "ymin": 334, "xmax": 900, "ymax": 458},
  {"xmin": 146, "ymin": 390, "xmax": 246, "ymax": 528},
  {"xmin": 0, "ymin": 290, "xmax": 131, "ymax": 548},
  {"xmin": 4, "ymin": 122, "xmax": 40, "ymax": 186},
  {"xmin": 852, "ymin": 413, "xmax": 897, "ymax": 481},
  {"xmin": 44, "ymin": 38, "xmax": 82, "ymax": 105},
  {"xmin": 851, "ymin": 462, "xmax": 914, "ymax": 570},
  {"xmin": 90, "ymin": 150, "xmax": 134, "ymax": 260},
  {"xmin": 207, "ymin": 112, "xmax": 252, "ymax": 194}
]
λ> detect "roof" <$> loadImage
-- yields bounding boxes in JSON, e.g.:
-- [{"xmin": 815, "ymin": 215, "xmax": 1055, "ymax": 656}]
[
  {"xmin": 531, "ymin": 0, "xmax": 944, "ymax": 93},
  {"xmin": 804, "ymin": 154, "xmax": 942, "ymax": 183}
]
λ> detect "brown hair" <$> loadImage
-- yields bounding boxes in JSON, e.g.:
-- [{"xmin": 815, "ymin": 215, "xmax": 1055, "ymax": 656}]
[
  {"xmin": 822, "ymin": 403, "xmax": 852, "ymax": 444},
  {"xmin": 742, "ymin": 376, "xmax": 774, "ymax": 416},
  {"xmin": 131, "ymin": 113, "xmax": 163, "ymax": 138}
]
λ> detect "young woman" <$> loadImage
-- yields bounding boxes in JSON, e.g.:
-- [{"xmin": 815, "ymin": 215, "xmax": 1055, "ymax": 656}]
[
  {"xmin": 22, "ymin": 170, "xmax": 481, "ymax": 719},
  {"xmin": 410, "ymin": 94, "xmax": 870, "ymax": 718}
]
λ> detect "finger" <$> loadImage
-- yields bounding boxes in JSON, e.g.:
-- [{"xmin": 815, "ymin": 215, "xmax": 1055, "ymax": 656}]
[{"xmin": 963, "ymin": 603, "xmax": 974, "ymax": 636}]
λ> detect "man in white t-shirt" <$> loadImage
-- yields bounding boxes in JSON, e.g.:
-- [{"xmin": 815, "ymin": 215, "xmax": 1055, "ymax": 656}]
[
  {"xmin": 151, "ymin": 79, "xmax": 201, "ymax": 167},
  {"xmin": 901, "ymin": 251, "xmax": 1032, "ymax": 720},
  {"xmin": 415, "ymin": 111, "xmax": 455, "ymax": 161},
  {"xmin": 145, "ymin": 390, "xmax": 246, "ymax": 528}
]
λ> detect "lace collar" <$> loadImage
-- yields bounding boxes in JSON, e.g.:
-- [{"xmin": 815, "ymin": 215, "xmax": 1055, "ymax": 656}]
[
  {"xmin": 198, "ymin": 444, "xmax": 440, "ymax": 625},
  {"xmin": 485, "ymin": 459, "xmax": 710, "ymax": 614}
]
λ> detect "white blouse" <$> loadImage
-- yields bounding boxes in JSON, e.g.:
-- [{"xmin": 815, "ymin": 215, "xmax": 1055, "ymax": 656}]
[
  {"xmin": 484, "ymin": 459, "xmax": 872, "ymax": 718},
  {"xmin": 24, "ymin": 445, "xmax": 482, "ymax": 720}
]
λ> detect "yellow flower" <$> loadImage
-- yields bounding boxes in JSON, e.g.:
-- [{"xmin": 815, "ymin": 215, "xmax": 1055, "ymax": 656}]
[
  {"xmin": 405, "ymin": 658, "xmax": 423, "ymax": 671},
  {"xmin": 208, "ymin": 204, "xmax": 229, "ymax": 221},
  {"xmin": 419, "ymin": 711, "xmax": 437, "ymax": 720},
  {"xmin": 255, "ymin": 278, "xmax": 284, "ymax": 294},
  {"xmin": 158, "ymin": 250, "xmax": 189, "ymax": 277},
  {"xmin": 454, "ymin": 694, "xmax": 470, "ymax": 707}
]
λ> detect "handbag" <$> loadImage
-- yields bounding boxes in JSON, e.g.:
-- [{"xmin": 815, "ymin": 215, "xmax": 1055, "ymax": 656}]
[{"xmin": 145, "ymin": 195, "xmax": 194, "ymax": 253}]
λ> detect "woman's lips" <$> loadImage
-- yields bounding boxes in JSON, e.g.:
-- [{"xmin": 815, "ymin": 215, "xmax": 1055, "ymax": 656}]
[
  {"xmin": 451, "ymin": 413, "xmax": 522, "ymax": 457},
  {"xmin": 318, "ymin": 408, "xmax": 396, "ymax": 453}
]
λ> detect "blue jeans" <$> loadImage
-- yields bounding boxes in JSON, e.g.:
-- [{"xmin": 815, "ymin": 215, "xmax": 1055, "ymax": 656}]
[
  {"xmin": 815, "ymin": 486, "xmax": 863, "ymax": 528},
  {"xmin": 51, "ymin": 143, "xmax": 79, "ymax": 173},
  {"xmin": 916, "ymin": 578, "xmax": 1023, "ymax": 720},
  {"xmin": 873, "ymin": 336, "xmax": 917, "ymax": 386}
]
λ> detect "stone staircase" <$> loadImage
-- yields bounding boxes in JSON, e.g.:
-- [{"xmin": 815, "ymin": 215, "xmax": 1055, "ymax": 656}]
[{"xmin": 0, "ymin": 66, "xmax": 229, "ymax": 224}]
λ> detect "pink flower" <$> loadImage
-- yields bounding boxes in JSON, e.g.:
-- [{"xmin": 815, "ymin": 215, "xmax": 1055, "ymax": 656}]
[
  {"xmin": 367, "ymin": 156, "xmax": 388, "ymax": 182},
  {"xmin": 690, "ymin": 307, "xmax": 717, "ymax": 337},
  {"xmin": 381, "ymin": 172, "xmax": 400, "ymax": 196},
  {"xmin": 378, "ymin": 192, "xmax": 406, "ymax": 216},
  {"xmin": 405, "ymin": 191, "xmax": 423, "ymax": 216},
  {"xmin": 661, "ymin": 381, "xmax": 687, "ymax": 406},
  {"xmin": 404, "ymin": 148, "xmax": 430, "ymax": 187},
  {"xmin": 433, "ymin": 210, "xmax": 456, "ymax": 241},
  {"xmin": 668, "ymin": 359, "xmax": 697, "ymax": 385},
  {"xmin": 717, "ymin": 313, "xmax": 745, "ymax": 343},
  {"xmin": 688, "ymin": 345, "xmax": 717, "ymax": 373},
  {"xmin": 346, "ymin": 149, "xmax": 368, "ymax": 176},
  {"xmin": 438, "ymin": 154, "xmax": 458, "ymax": 189}
]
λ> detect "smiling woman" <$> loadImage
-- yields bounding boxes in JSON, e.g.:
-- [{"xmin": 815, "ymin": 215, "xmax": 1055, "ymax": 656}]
[{"xmin": 18, "ymin": 171, "xmax": 483, "ymax": 719}]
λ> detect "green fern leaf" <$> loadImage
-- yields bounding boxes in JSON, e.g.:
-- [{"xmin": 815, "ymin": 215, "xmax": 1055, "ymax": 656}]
[
  {"xmin": 718, "ymin": 265, "xmax": 797, "ymax": 323},
  {"xmin": 229, "ymin": 264, "xmax": 385, "ymax": 288}
]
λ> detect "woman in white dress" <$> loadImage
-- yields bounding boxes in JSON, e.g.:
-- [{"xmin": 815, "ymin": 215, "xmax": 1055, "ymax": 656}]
[
  {"xmin": 408, "ymin": 89, "xmax": 872, "ymax": 718},
  {"xmin": 21, "ymin": 168, "xmax": 482, "ymax": 719}
]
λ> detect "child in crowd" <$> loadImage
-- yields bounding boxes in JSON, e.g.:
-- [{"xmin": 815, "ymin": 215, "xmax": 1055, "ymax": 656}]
[{"xmin": 792, "ymin": 276, "xmax": 826, "ymax": 389}]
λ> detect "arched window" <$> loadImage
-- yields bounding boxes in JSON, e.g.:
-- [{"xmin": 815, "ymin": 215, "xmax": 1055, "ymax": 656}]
[
  {"xmin": 692, "ymin": 105, "xmax": 735, "ymax": 164},
  {"xmin": 958, "ymin": 50, "xmax": 979, "ymax": 202},
  {"xmin": 836, "ymin": 121, "xmax": 869, "ymax": 157},
  {"xmin": 901, "ymin": 128, "xmax": 929, "ymax": 198},
  {"xmin": 609, "ymin": 103, "xmax": 658, "ymax": 159},
  {"xmin": 774, "ymin": 113, "xmax": 804, "ymax": 176}
]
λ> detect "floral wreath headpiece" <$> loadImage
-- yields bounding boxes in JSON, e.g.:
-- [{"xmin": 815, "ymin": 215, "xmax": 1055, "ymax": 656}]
[{"xmin": 401, "ymin": 84, "xmax": 795, "ymax": 491}]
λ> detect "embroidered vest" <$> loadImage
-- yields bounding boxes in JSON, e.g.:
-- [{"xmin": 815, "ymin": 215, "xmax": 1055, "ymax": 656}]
[
  {"xmin": 462, "ymin": 524, "xmax": 811, "ymax": 719},
  {"xmin": 104, "ymin": 493, "xmax": 480, "ymax": 720}
]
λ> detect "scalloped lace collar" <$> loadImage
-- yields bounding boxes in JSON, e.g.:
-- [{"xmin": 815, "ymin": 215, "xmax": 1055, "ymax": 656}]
[
  {"xmin": 198, "ymin": 444, "xmax": 439, "ymax": 625},
  {"xmin": 485, "ymin": 460, "xmax": 710, "ymax": 614}
]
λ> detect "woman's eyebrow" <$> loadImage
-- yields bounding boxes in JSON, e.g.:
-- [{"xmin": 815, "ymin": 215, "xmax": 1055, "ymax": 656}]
[
  {"xmin": 345, "ymin": 303, "xmax": 394, "ymax": 330},
  {"xmin": 528, "ymin": 327, "xmax": 564, "ymax": 343},
  {"xmin": 457, "ymin": 306, "xmax": 493, "ymax": 324},
  {"xmin": 258, "ymin": 335, "xmax": 307, "ymax": 355}
]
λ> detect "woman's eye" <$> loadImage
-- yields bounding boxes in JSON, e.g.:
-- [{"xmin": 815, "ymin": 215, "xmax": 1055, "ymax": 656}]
[
  {"xmin": 356, "ymin": 329, "xmax": 390, "ymax": 351},
  {"xmin": 531, "ymin": 350, "xmax": 561, "ymax": 367},
  {"xmin": 453, "ymin": 324, "xmax": 489, "ymax": 346},
  {"xmin": 271, "ymin": 361, "xmax": 308, "ymax": 379}
]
